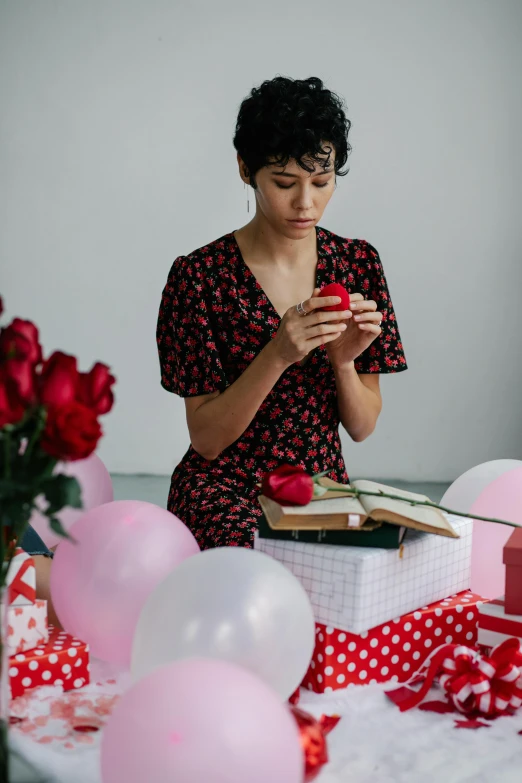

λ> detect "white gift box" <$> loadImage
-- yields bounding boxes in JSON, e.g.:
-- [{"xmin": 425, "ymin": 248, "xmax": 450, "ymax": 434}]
[
  {"xmin": 0, "ymin": 598, "xmax": 48, "ymax": 655},
  {"xmin": 254, "ymin": 514, "xmax": 472, "ymax": 634}
]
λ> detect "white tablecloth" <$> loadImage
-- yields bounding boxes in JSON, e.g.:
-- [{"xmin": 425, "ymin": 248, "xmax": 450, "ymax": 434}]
[{"xmin": 9, "ymin": 659, "xmax": 522, "ymax": 783}]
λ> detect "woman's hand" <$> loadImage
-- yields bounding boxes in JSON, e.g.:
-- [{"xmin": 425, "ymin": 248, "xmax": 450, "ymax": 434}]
[
  {"xmin": 271, "ymin": 292, "xmax": 353, "ymax": 367},
  {"xmin": 317, "ymin": 289, "xmax": 383, "ymax": 370}
]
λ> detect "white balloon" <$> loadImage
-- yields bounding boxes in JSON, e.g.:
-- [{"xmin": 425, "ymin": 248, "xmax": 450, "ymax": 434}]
[
  {"xmin": 440, "ymin": 459, "xmax": 522, "ymax": 514},
  {"xmin": 131, "ymin": 547, "xmax": 316, "ymax": 700}
]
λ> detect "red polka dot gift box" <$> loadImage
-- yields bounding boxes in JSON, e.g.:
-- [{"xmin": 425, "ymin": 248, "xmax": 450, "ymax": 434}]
[
  {"xmin": 255, "ymin": 514, "xmax": 472, "ymax": 635},
  {"xmin": 9, "ymin": 624, "xmax": 90, "ymax": 699},
  {"xmin": 301, "ymin": 591, "xmax": 482, "ymax": 693}
]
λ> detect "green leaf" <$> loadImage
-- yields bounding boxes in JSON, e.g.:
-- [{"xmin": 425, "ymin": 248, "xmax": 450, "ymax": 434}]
[
  {"xmin": 49, "ymin": 516, "xmax": 75, "ymax": 542},
  {"xmin": 0, "ymin": 478, "xmax": 32, "ymax": 499},
  {"xmin": 41, "ymin": 474, "xmax": 83, "ymax": 516}
]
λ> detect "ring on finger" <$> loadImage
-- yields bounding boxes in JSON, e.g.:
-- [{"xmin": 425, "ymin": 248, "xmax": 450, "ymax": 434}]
[{"xmin": 296, "ymin": 301, "xmax": 308, "ymax": 316}]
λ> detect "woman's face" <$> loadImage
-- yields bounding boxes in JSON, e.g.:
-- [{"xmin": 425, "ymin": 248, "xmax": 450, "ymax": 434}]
[{"xmin": 239, "ymin": 146, "xmax": 337, "ymax": 238}]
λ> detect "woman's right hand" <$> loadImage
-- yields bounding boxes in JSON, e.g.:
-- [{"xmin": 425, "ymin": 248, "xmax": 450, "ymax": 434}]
[{"xmin": 271, "ymin": 292, "xmax": 353, "ymax": 366}]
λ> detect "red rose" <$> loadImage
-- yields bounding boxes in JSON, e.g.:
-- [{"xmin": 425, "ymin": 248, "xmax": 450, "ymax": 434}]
[
  {"xmin": 39, "ymin": 351, "xmax": 79, "ymax": 408},
  {"xmin": 0, "ymin": 318, "xmax": 42, "ymax": 401},
  {"xmin": 0, "ymin": 367, "xmax": 26, "ymax": 427},
  {"xmin": 77, "ymin": 362, "xmax": 115, "ymax": 415},
  {"xmin": 261, "ymin": 464, "xmax": 314, "ymax": 505},
  {"xmin": 41, "ymin": 400, "xmax": 102, "ymax": 461}
]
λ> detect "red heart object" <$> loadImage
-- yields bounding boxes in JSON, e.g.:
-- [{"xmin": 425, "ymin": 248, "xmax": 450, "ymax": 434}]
[{"xmin": 318, "ymin": 283, "xmax": 350, "ymax": 311}]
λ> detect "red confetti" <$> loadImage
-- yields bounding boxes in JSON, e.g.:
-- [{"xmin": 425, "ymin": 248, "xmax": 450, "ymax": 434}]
[
  {"xmin": 73, "ymin": 724, "xmax": 100, "ymax": 733},
  {"xmin": 291, "ymin": 706, "xmax": 334, "ymax": 781},
  {"xmin": 419, "ymin": 700, "xmax": 455, "ymax": 714},
  {"xmin": 385, "ymin": 685, "xmax": 418, "ymax": 710},
  {"xmin": 454, "ymin": 719, "xmax": 490, "ymax": 730},
  {"xmin": 319, "ymin": 714, "xmax": 341, "ymax": 734},
  {"xmin": 288, "ymin": 687, "xmax": 300, "ymax": 706}
]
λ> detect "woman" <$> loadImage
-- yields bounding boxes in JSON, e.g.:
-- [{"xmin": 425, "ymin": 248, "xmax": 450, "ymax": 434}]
[{"xmin": 156, "ymin": 76, "xmax": 407, "ymax": 551}]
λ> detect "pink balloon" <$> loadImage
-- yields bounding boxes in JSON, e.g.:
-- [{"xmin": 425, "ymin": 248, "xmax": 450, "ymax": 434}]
[
  {"xmin": 50, "ymin": 500, "xmax": 200, "ymax": 666},
  {"xmin": 30, "ymin": 453, "xmax": 113, "ymax": 548},
  {"xmin": 470, "ymin": 466, "xmax": 522, "ymax": 599},
  {"xmin": 100, "ymin": 658, "xmax": 304, "ymax": 783}
]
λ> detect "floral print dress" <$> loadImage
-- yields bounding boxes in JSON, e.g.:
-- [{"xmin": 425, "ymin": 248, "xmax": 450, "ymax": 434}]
[{"xmin": 156, "ymin": 227, "xmax": 407, "ymax": 550}]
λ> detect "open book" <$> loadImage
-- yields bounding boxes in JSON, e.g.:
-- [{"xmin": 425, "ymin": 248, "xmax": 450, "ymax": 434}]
[{"xmin": 258, "ymin": 478, "xmax": 458, "ymax": 538}]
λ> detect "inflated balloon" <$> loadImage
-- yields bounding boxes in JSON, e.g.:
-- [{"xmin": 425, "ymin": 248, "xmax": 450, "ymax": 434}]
[
  {"xmin": 30, "ymin": 453, "xmax": 113, "ymax": 548},
  {"xmin": 440, "ymin": 459, "xmax": 522, "ymax": 513},
  {"xmin": 469, "ymin": 466, "xmax": 522, "ymax": 598},
  {"xmin": 131, "ymin": 547, "xmax": 316, "ymax": 700},
  {"xmin": 440, "ymin": 460, "xmax": 522, "ymax": 599},
  {"xmin": 100, "ymin": 658, "xmax": 304, "ymax": 783},
  {"xmin": 50, "ymin": 500, "xmax": 200, "ymax": 665}
]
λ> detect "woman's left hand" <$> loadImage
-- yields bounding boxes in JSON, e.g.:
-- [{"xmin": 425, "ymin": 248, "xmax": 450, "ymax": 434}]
[{"xmin": 313, "ymin": 288, "xmax": 383, "ymax": 369}]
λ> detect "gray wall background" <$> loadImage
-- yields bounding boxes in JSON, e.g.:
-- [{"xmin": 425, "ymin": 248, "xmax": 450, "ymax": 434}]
[{"xmin": 1, "ymin": 0, "xmax": 521, "ymax": 481}]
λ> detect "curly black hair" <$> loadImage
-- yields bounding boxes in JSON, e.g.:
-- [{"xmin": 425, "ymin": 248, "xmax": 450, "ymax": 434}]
[{"xmin": 233, "ymin": 75, "xmax": 352, "ymax": 189}]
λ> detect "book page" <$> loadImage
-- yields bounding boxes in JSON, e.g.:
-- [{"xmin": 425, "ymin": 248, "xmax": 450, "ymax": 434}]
[
  {"xmin": 281, "ymin": 495, "xmax": 366, "ymax": 516},
  {"xmin": 353, "ymin": 480, "xmax": 430, "ymax": 504},
  {"xmin": 352, "ymin": 480, "xmax": 451, "ymax": 532}
]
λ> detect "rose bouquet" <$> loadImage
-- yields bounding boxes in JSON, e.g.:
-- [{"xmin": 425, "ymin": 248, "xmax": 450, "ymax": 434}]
[{"xmin": 0, "ymin": 294, "xmax": 115, "ymax": 779}]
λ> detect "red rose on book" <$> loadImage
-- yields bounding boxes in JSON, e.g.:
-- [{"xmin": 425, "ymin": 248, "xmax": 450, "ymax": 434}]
[
  {"xmin": 41, "ymin": 400, "xmax": 102, "ymax": 461},
  {"xmin": 261, "ymin": 464, "xmax": 314, "ymax": 505}
]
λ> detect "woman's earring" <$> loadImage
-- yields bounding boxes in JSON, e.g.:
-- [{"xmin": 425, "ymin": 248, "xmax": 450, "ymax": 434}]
[{"xmin": 244, "ymin": 181, "xmax": 249, "ymax": 213}]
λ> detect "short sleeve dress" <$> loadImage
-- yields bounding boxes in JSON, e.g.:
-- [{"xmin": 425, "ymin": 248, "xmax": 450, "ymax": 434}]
[{"xmin": 156, "ymin": 226, "xmax": 407, "ymax": 550}]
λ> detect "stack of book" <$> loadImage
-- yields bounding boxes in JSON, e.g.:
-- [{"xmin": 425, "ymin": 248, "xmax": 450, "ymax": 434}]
[{"xmin": 254, "ymin": 478, "xmax": 478, "ymax": 692}]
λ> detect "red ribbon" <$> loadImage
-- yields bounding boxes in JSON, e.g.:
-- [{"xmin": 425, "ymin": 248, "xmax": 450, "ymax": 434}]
[
  {"xmin": 8, "ymin": 552, "xmax": 36, "ymax": 604},
  {"xmin": 386, "ymin": 637, "xmax": 522, "ymax": 718}
]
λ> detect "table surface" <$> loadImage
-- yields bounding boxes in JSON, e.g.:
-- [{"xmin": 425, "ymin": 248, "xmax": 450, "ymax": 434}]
[{"xmin": 9, "ymin": 659, "xmax": 522, "ymax": 783}]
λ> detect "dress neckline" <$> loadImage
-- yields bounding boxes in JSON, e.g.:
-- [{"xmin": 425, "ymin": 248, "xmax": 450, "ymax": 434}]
[{"xmin": 228, "ymin": 226, "xmax": 327, "ymax": 322}]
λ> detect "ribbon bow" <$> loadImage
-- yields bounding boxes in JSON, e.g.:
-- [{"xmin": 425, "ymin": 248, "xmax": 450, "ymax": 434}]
[
  {"xmin": 7, "ymin": 549, "xmax": 36, "ymax": 605},
  {"xmin": 386, "ymin": 637, "xmax": 522, "ymax": 718}
]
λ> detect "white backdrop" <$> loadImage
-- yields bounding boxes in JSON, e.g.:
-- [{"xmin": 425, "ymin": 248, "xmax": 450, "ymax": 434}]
[{"xmin": 1, "ymin": 0, "xmax": 521, "ymax": 480}]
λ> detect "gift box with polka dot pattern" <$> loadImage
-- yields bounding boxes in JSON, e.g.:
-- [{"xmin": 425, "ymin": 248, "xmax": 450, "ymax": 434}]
[
  {"xmin": 9, "ymin": 624, "xmax": 90, "ymax": 699},
  {"xmin": 301, "ymin": 591, "xmax": 482, "ymax": 693}
]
